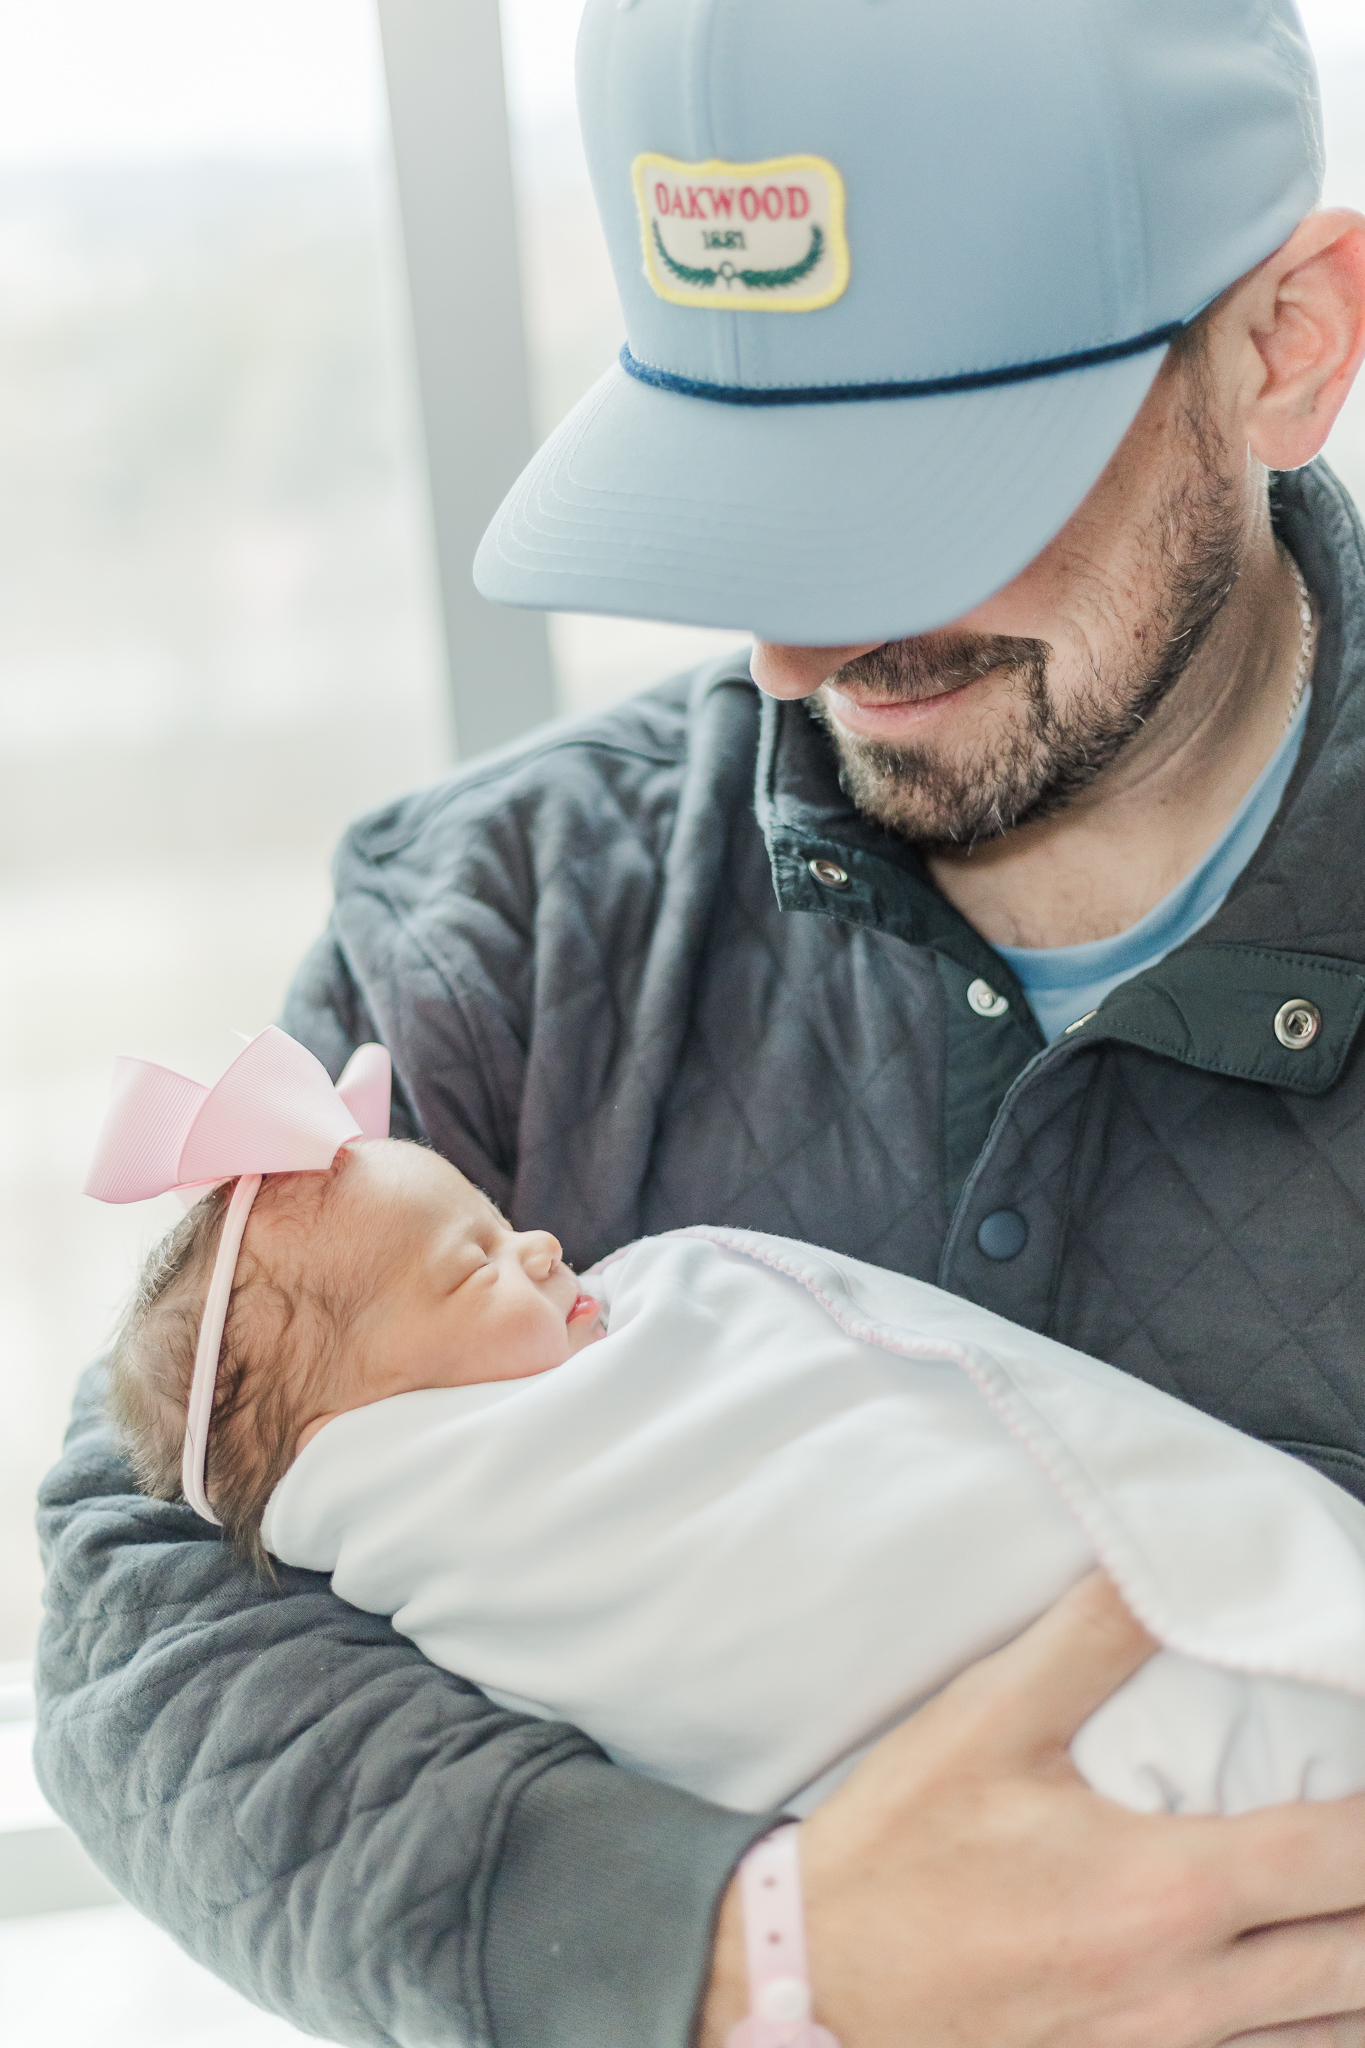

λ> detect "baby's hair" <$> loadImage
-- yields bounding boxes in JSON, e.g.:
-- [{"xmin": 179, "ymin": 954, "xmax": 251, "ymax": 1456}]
[{"xmin": 106, "ymin": 1154, "xmax": 364, "ymax": 1574}]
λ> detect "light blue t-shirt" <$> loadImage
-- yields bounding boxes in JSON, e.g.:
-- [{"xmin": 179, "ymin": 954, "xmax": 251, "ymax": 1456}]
[{"xmin": 994, "ymin": 694, "xmax": 1311, "ymax": 1043}]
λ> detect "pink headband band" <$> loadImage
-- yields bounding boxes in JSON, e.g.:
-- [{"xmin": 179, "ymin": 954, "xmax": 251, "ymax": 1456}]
[{"xmin": 85, "ymin": 1027, "xmax": 392, "ymax": 1525}]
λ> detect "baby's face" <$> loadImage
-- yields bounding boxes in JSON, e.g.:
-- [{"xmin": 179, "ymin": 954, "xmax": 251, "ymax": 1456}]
[{"xmin": 279, "ymin": 1140, "xmax": 603, "ymax": 1454}]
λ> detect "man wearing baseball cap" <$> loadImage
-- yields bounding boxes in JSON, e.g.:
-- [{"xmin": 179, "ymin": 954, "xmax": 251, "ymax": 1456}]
[{"xmin": 37, "ymin": 2, "xmax": 1365, "ymax": 2045}]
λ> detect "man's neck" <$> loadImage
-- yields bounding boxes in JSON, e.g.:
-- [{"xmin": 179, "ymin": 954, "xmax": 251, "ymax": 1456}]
[{"xmin": 925, "ymin": 525, "xmax": 1313, "ymax": 951}]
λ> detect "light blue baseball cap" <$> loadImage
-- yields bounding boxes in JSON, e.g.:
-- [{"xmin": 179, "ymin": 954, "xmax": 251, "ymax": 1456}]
[{"xmin": 475, "ymin": 0, "xmax": 1323, "ymax": 644}]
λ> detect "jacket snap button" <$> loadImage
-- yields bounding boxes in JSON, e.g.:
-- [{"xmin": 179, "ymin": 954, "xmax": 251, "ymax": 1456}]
[
  {"xmin": 1274, "ymin": 999, "xmax": 1322, "ymax": 1050},
  {"xmin": 967, "ymin": 978, "xmax": 1010, "ymax": 1018},
  {"xmin": 977, "ymin": 1210, "xmax": 1028, "ymax": 1261},
  {"xmin": 808, "ymin": 857, "xmax": 850, "ymax": 889}
]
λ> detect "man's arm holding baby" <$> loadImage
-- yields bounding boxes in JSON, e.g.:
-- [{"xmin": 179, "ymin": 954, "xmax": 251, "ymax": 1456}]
[
  {"xmin": 41, "ymin": 1390, "xmax": 1365, "ymax": 2048},
  {"xmin": 36, "ymin": 878, "xmax": 775, "ymax": 2048},
  {"xmin": 36, "ymin": 1361, "xmax": 770, "ymax": 2048},
  {"xmin": 703, "ymin": 1577, "xmax": 1365, "ymax": 2048}
]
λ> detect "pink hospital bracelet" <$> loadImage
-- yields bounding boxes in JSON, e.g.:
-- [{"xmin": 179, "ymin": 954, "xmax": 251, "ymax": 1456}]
[{"xmin": 725, "ymin": 1824, "xmax": 841, "ymax": 2048}]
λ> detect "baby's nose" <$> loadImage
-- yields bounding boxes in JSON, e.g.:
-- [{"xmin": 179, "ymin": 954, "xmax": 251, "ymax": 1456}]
[{"xmin": 520, "ymin": 1231, "xmax": 562, "ymax": 1280}]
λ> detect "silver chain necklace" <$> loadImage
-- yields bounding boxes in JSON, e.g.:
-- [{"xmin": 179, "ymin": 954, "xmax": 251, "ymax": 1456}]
[{"xmin": 1283, "ymin": 549, "xmax": 1316, "ymax": 732}]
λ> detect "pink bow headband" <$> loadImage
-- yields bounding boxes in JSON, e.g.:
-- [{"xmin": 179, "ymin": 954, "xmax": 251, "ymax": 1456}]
[{"xmin": 85, "ymin": 1027, "xmax": 392, "ymax": 1524}]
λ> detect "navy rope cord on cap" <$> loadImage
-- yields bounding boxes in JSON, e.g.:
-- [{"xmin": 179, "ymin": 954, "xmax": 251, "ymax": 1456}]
[{"xmin": 618, "ymin": 319, "xmax": 1187, "ymax": 408}]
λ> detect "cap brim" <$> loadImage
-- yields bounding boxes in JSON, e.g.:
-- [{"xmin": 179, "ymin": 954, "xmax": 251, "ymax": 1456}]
[{"xmin": 475, "ymin": 346, "xmax": 1168, "ymax": 645}]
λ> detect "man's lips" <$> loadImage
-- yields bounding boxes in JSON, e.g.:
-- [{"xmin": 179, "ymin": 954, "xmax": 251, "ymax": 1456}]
[
  {"xmin": 823, "ymin": 664, "xmax": 1007, "ymax": 739},
  {"xmin": 567, "ymin": 1292, "xmax": 601, "ymax": 1325}
]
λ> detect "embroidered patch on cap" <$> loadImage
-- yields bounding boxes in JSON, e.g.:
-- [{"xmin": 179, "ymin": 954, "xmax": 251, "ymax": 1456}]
[{"xmin": 631, "ymin": 153, "xmax": 849, "ymax": 313}]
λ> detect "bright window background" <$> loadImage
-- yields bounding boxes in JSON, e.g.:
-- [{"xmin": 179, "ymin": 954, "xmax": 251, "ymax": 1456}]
[
  {"xmin": 0, "ymin": 0, "xmax": 736, "ymax": 1690},
  {"xmin": 1, "ymin": 3, "xmax": 1364, "ymax": 2032},
  {"xmin": 0, "ymin": 1, "xmax": 443, "ymax": 1693}
]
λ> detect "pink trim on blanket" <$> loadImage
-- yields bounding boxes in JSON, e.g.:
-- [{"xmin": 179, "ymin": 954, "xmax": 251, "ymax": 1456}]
[{"xmin": 587, "ymin": 1228, "xmax": 1365, "ymax": 1696}]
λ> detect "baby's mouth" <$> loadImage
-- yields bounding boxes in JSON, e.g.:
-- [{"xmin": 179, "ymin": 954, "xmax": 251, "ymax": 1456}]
[{"xmin": 567, "ymin": 1292, "xmax": 601, "ymax": 1326}]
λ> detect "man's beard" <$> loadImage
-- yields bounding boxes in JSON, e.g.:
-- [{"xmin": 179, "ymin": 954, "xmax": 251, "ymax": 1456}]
[{"xmin": 811, "ymin": 456, "xmax": 1245, "ymax": 851}]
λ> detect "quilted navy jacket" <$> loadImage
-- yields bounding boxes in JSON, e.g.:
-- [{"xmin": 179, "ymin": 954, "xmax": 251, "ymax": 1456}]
[{"xmin": 37, "ymin": 460, "xmax": 1365, "ymax": 2047}]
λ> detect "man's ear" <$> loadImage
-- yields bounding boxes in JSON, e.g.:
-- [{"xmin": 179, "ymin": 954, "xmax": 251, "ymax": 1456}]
[{"xmin": 1241, "ymin": 208, "xmax": 1365, "ymax": 471}]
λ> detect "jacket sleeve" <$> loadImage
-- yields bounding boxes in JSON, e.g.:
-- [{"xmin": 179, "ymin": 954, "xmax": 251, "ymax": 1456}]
[
  {"xmin": 35, "ymin": 814, "xmax": 774, "ymax": 2048},
  {"xmin": 36, "ymin": 1374, "xmax": 768, "ymax": 2048}
]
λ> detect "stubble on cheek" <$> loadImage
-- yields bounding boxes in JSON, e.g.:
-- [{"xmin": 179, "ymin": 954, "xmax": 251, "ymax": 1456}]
[{"xmin": 811, "ymin": 423, "xmax": 1246, "ymax": 852}]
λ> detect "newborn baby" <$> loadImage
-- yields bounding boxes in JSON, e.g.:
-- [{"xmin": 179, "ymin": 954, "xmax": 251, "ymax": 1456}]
[
  {"xmin": 108, "ymin": 1137, "xmax": 607, "ymax": 1566},
  {"xmin": 108, "ymin": 1126, "xmax": 1365, "ymax": 1820}
]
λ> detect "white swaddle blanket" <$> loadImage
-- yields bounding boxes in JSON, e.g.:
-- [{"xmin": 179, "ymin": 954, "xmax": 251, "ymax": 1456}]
[{"xmin": 262, "ymin": 1228, "xmax": 1365, "ymax": 1816}]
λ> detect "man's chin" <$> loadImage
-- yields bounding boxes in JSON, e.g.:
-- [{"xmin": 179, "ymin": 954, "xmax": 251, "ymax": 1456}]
[
  {"xmin": 810, "ymin": 690, "xmax": 1024, "ymax": 847},
  {"xmin": 821, "ymin": 719, "xmax": 1050, "ymax": 851}
]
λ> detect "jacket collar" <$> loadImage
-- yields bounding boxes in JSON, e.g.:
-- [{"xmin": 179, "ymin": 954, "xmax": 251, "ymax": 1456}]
[{"xmin": 757, "ymin": 461, "xmax": 1365, "ymax": 1095}]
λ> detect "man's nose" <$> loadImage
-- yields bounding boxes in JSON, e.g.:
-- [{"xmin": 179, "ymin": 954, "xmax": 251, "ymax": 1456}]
[
  {"xmin": 749, "ymin": 639, "xmax": 883, "ymax": 699},
  {"xmin": 517, "ymin": 1231, "xmax": 563, "ymax": 1281}
]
